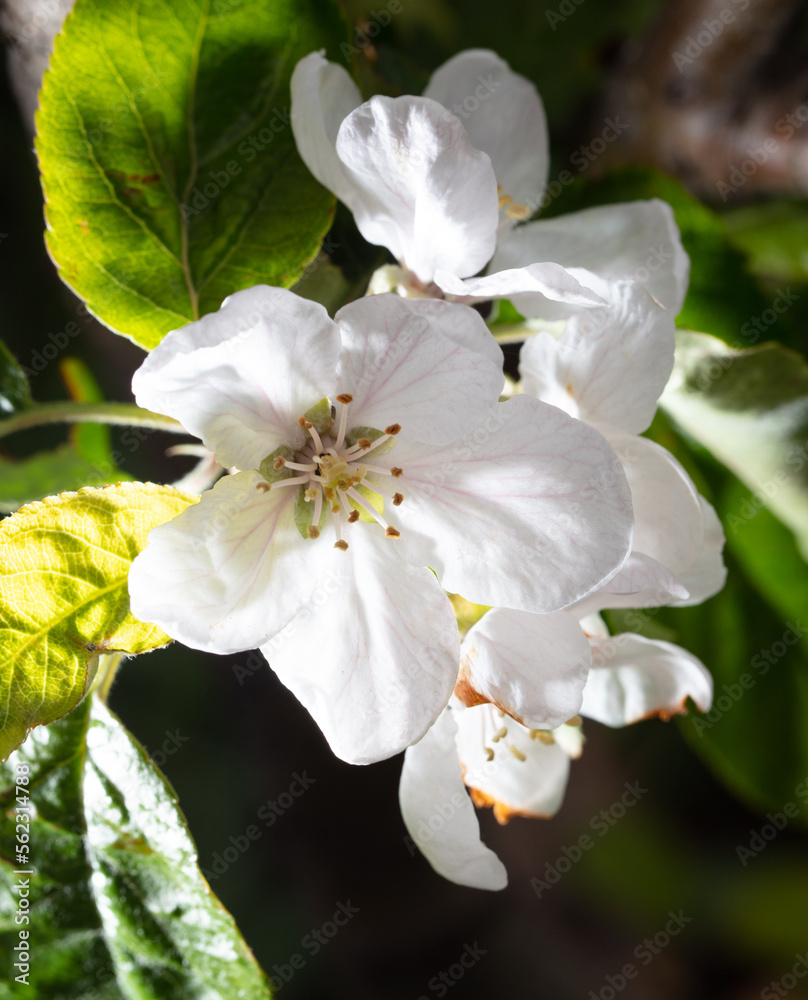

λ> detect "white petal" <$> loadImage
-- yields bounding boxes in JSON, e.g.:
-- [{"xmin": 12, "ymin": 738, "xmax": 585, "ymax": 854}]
[
  {"xmin": 519, "ymin": 283, "xmax": 676, "ymax": 436},
  {"xmin": 435, "ymin": 263, "xmax": 605, "ymax": 319},
  {"xmin": 423, "ymin": 49, "xmax": 548, "ymax": 210},
  {"xmin": 458, "ymin": 608, "xmax": 590, "ymax": 729},
  {"xmin": 132, "ymin": 286, "xmax": 340, "ymax": 470},
  {"xmin": 334, "ymin": 295, "xmax": 503, "ymax": 445},
  {"xmin": 672, "ymin": 496, "xmax": 727, "ymax": 606},
  {"xmin": 290, "ymin": 51, "xmax": 364, "ymax": 208},
  {"xmin": 128, "ymin": 471, "xmax": 322, "ymax": 654},
  {"xmin": 583, "ymin": 633, "xmax": 713, "ymax": 725},
  {"xmin": 336, "ymin": 96, "xmax": 499, "ymax": 283},
  {"xmin": 399, "ymin": 710, "xmax": 507, "ymax": 890},
  {"xmin": 264, "ymin": 528, "xmax": 460, "ymax": 765},
  {"xmin": 390, "ymin": 395, "xmax": 633, "ymax": 612},
  {"xmin": 455, "ymin": 705, "xmax": 571, "ymax": 820},
  {"xmin": 492, "ymin": 200, "xmax": 690, "ymax": 315}
]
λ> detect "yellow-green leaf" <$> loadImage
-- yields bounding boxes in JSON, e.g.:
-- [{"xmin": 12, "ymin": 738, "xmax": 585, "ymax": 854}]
[{"xmin": 0, "ymin": 482, "xmax": 197, "ymax": 760}]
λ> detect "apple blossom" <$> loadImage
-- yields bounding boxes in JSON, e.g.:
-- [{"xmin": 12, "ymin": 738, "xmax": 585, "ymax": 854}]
[
  {"xmin": 400, "ymin": 609, "xmax": 713, "ymax": 890},
  {"xmin": 291, "ymin": 49, "xmax": 688, "ymax": 319},
  {"xmin": 128, "ymin": 285, "xmax": 634, "ymax": 765}
]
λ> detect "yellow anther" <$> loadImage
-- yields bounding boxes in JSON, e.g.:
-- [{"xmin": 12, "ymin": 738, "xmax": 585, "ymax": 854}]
[
  {"xmin": 498, "ymin": 194, "xmax": 513, "ymax": 208},
  {"xmin": 485, "ymin": 747, "xmax": 494, "ymax": 762},
  {"xmin": 529, "ymin": 729, "xmax": 555, "ymax": 745},
  {"xmin": 505, "ymin": 202, "xmax": 531, "ymax": 221},
  {"xmin": 565, "ymin": 715, "xmax": 583, "ymax": 727},
  {"xmin": 508, "ymin": 744, "xmax": 527, "ymax": 762},
  {"xmin": 385, "ymin": 526, "xmax": 400, "ymax": 538}
]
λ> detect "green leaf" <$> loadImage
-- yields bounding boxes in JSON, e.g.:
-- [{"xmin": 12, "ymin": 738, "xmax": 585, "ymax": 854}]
[
  {"xmin": 724, "ymin": 199, "xmax": 808, "ymax": 283},
  {"xmin": 0, "ymin": 444, "xmax": 131, "ymax": 513},
  {"xmin": 542, "ymin": 167, "xmax": 784, "ymax": 347},
  {"xmin": 661, "ymin": 330, "xmax": 808, "ymax": 557},
  {"xmin": 60, "ymin": 356, "xmax": 117, "ymax": 470},
  {"xmin": 0, "ymin": 340, "xmax": 31, "ymax": 415},
  {"xmin": 0, "ymin": 693, "xmax": 273, "ymax": 998},
  {"xmin": 0, "ymin": 483, "xmax": 197, "ymax": 761},
  {"xmin": 37, "ymin": 0, "xmax": 346, "ymax": 349}
]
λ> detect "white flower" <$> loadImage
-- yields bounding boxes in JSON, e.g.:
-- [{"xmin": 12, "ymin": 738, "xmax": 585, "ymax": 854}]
[
  {"xmin": 519, "ymin": 281, "xmax": 727, "ymax": 610},
  {"xmin": 399, "ymin": 609, "xmax": 713, "ymax": 890},
  {"xmin": 128, "ymin": 286, "xmax": 634, "ymax": 765},
  {"xmin": 291, "ymin": 49, "xmax": 688, "ymax": 318}
]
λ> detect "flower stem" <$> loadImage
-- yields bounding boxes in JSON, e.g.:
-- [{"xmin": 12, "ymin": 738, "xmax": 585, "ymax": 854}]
[
  {"xmin": 0, "ymin": 401, "xmax": 185, "ymax": 440},
  {"xmin": 492, "ymin": 325, "xmax": 538, "ymax": 345},
  {"xmin": 92, "ymin": 652, "xmax": 125, "ymax": 703}
]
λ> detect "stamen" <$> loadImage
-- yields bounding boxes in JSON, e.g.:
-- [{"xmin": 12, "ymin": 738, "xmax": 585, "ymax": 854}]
[
  {"xmin": 311, "ymin": 489, "xmax": 323, "ymax": 531},
  {"xmin": 485, "ymin": 747, "xmax": 494, "ymax": 762},
  {"xmin": 298, "ymin": 417, "xmax": 313, "ymax": 430},
  {"xmin": 491, "ymin": 726, "xmax": 508, "ymax": 743},
  {"xmin": 273, "ymin": 455, "xmax": 286, "ymax": 469},
  {"xmin": 507, "ymin": 744, "xmax": 527, "ymax": 762},
  {"xmin": 334, "ymin": 539, "xmax": 349, "ymax": 551},
  {"xmin": 357, "ymin": 438, "xmax": 372, "ymax": 450},
  {"xmin": 334, "ymin": 397, "xmax": 351, "ymax": 451},
  {"xmin": 390, "ymin": 467, "xmax": 403, "ymax": 478},
  {"xmin": 336, "ymin": 393, "xmax": 353, "ymax": 404},
  {"xmin": 385, "ymin": 423, "xmax": 401, "ymax": 435},
  {"xmin": 385, "ymin": 526, "xmax": 400, "ymax": 538},
  {"xmin": 529, "ymin": 729, "xmax": 555, "ymax": 745},
  {"xmin": 498, "ymin": 193, "xmax": 512, "ymax": 208},
  {"xmin": 307, "ymin": 423, "xmax": 325, "ymax": 454},
  {"xmin": 347, "ymin": 510, "xmax": 360, "ymax": 523},
  {"xmin": 565, "ymin": 715, "xmax": 583, "ymax": 727},
  {"xmin": 281, "ymin": 459, "xmax": 317, "ymax": 472},
  {"xmin": 393, "ymin": 493, "xmax": 404, "ymax": 506},
  {"xmin": 345, "ymin": 487, "xmax": 390, "ymax": 530},
  {"xmin": 307, "ymin": 525, "xmax": 320, "ymax": 539},
  {"xmin": 304, "ymin": 488, "xmax": 319, "ymax": 501},
  {"xmin": 506, "ymin": 202, "xmax": 531, "ymax": 221},
  {"xmin": 269, "ymin": 473, "xmax": 311, "ymax": 489}
]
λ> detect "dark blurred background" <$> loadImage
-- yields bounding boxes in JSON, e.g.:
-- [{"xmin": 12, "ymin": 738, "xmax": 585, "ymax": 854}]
[{"xmin": 2, "ymin": 0, "xmax": 808, "ymax": 997}]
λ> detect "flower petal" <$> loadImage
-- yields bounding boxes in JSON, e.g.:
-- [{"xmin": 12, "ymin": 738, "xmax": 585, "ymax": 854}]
[
  {"xmin": 290, "ymin": 51, "xmax": 364, "ymax": 208},
  {"xmin": 336, "ymin": 96, "xmax": 499, "ymax": 283},
  {"xmin": 583, "ymin": 633, "xmax": 713, "ymax": 725},
  {"xmin": 455, "ymin": 704, "xmax": 571, "ymax": 820},
  {"xmin": 672, "ymin": 496, "xmax": 727, "ymax": 606},
  {"xmin": 264, "ymin": 527, "xmax": 460, "ymax": 765},
  {"xmin": 519, "ymin": 282, "xmax": 676, "ymax": 436},
  {"xmin": 399, "ymin": 710, "xmax": 508, "ymax": 890},
  {"xmin": 491, "ymin": 199, "xmax": 690, "ymax": 315},
  {"xmin": 128, "ymin": 470, "xmax": 322, "ymax": 654},
  {"xmin": 435, "ymin": 263, "xmax": 606, "ymax": 319},
  {"xmin": 457, "ymin": 608, "xmax": 591, "ymax": 729},
  {"xmin": 334, "ymin": 295, "xmax": 504, "ymax": 445},
  {"xmin": 389, "ymin": 395, "xmax": 633, "ymax": 612},
  {"xmin": 132, "ymin": 286, "xmax": 340, "ymax": 470},
  {"xmin": 423, "ymin": 49, "xmax": 548, "ymax": 210}
]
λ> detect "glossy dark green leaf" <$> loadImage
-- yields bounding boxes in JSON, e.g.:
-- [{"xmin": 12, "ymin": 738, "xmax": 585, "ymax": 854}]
[
  {"xmin": 0, "ymin": 692, "xmax": 273, "ymax": 998},
  {"xmin": 0, "ymin": 444, "xmax": 131, "ymax": 513},
  {"xmin": 724, "ymin": 199, "xmax": 808, "ymax": 284},
  {"xmin": 37, "ymin": 0, "xmax": 345, "ymax": 349}
]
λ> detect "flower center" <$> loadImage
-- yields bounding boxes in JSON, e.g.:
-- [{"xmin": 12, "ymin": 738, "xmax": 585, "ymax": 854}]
[
  {"xmin": 262, "ymin": 394, "xmax": 404, "ymax": 551},
  {"xmin": 497, "ymin": 184, "xmax": 531, "ymax": 229}
]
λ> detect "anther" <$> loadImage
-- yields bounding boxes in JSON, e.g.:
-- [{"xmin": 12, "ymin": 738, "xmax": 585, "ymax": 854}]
[
  {"xmin": 491, "ymin": 726, "xmax": 508, "ymax": 743},
  {"xmin": 385, "ymin": 526, "xmax": 400, "ymax": 538},
  {"xmin": 307, "ymin": 525, "xmax": 320, "ymax": 539},
  {"xmin": 336, "ymin": 393, "xmax": 353, "ymax": 404},
  {"xmin": 393, "ymin": 493, "xmax": 404, "ymax": 506},
  {"xmin": 506, "ymin": 203, "xmax": 531, "ymax": 221},
  {"xmin": 385, "ymin": 423, "xmax": 401, "ymax": 436},
  {"xmin": 390, "ymin": 467, "xmax": 403, "ymax": 478},
  {"xmin": 347, "ymin": 510, "xmax": 360, "ymax": 523},
  {"xmin": 485, "ymin": 747, "xmax": 494, "ymax": 762},
  {"xmin": 498, "ymin": 193, "xmax": 513, "ymax": 208},
  {"xmin": 507, "ymin": 744, "xmax": 527, "ymax": 762},
  {"xmin": 529, "ymin": 730, "xmax": 555, "ymax": 745},
  {"xmin": 334, "ymin": 539, "xmax": 349, "ymax": 551},
  {"xmin": 357, "ymin": 438, "xmax": 372, "ymax": 450},
  {"xmin": 565, "ymin": 715, "xmax": 583, "ymax": 727},
  {"xmin": 304, "ymin": 488, "xmax": 319, "ymax": 501},
  {"xmin": 273, "ymin": 456, "xmax": 286, "ymax": 469},
  {"xmin": 298, "ymin": 416, "xmax": 313, "ymax": 429}
]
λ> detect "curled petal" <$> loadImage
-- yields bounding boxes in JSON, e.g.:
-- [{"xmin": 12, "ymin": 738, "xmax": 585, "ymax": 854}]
[
  {"xmin": 491, "ymin": 200, "xmax": 690, "ymax": 315},
  {"xmin": 458, "ymin": 608, "xmax": 591, "ymax": 729},
  {"xmin": 335, "ymin": 295, "xmax": 504, "ymax": 445},
  {"xmin": 290, "ymin": 50, "xmax": 364, "ymax": 208},
  {"xmin": 128, "ymin": 471, "xmax": 321, "ymax": 654},
  {"xmin": 264, "ymin": 528, "xmax": 460, "ymax": 765},
  {"xmin": 399, "ymin": 710, "xmax": 507, "ymax": 890},
  {"xmin": 519, "ymin": 283, "xmax": 676, "ymax": 436},
  {"xmin": 132, "ymin": 286, "xmax": 340, "ymax": 470},
  {"xmin": 423, "ymin": 49, "xmax": 548, "ymax": 211},
  {"xmin": 336, "ymin": 96, "xmax": 499, "ymax": 283},
  {"xmin": 583, "ymin": 633, "xmax": 713, "ymax": 725}
]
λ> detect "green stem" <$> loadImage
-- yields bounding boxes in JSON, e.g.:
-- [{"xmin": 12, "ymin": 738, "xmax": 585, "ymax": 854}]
[
  {"xmin": 492, "ymin": 325, "xmax": 538, "ymax": 345},
  {"xmin": 92, "ymin": 652, "xmax": 125, "ymax": 703},
  {"xmin": 0, "ymin": 401, "xmax": 185, "ymax": 440}
]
